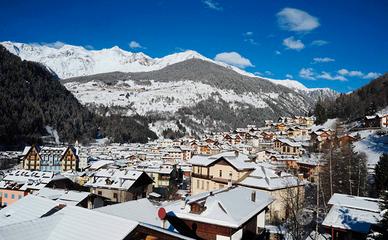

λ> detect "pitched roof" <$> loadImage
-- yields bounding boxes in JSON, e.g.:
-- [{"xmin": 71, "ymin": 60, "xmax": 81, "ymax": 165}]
[
  {"xmin": 164, "ymin": 186, "xmax": 273, "ymax": 228},
  {"xmin": 34, "ymin": 188, "xmax": 91, "ymax": 206},
  {"xmin": 0, "ymin": 195, "xmax": 59, "ymax": 227},
  {"xmin": 95, "ymin": 198, "xmax": 161, "ymax": 226},
  {"xmin": 239, "ymin": 165, "xmax": 304, "ymax": 190},
  {"xmin": 189, "ymin": 151, "xmax": 255, "ymax": 171}
]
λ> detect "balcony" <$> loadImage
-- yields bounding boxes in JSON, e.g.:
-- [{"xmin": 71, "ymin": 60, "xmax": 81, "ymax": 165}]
[{"xmin": 191, "ymin": 173, "xmax": 212, "ymax": 180}]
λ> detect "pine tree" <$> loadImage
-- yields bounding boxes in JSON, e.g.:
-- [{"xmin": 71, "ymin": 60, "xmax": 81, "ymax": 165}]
[{"xmin": 375, "ymin": 154, "xmax": 388, "ymax": 195}]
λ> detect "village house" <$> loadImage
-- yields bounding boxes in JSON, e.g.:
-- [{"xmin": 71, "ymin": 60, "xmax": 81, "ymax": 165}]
[
  {"xmin": 322, "ymin": 193, "xmax": 382, "ymax": 240},
  {"xmin": 238, "ymin": 165, "xmax": 305, "ymax": 222},
  {"xmin": 273, "ymin": 139, "xmax": 302, "ymax": 156},
  {"xmin": 22, "ymin": 145, "xmax": 79, "ymax": 173},
  {"xmin": 364, "ymin": 115, "xmax": 381, "ymax": 128},
  {"xmin": 162, "ymin": 186, "xmax": 274, "ymax": 240},
  {"xmin": 380, "ymin": 113, "xmax": 388, "ymax": 128},
  {"xmin": 84, "ymin": 168, "xmax": 153, "ymax": 203},
  {"xmin": 189, "ymin": 151, "xmax": 255, "ymax": 195},
  {"xmin": 0, "ymin": 170, "xmax": 74, "ymax": 207}
]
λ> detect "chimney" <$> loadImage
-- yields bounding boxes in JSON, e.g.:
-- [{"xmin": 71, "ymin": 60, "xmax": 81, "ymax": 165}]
[
  {"xmin": 234, "ymin": 150, "xmax": 239, "ymax": 157},
  {"xmin": 251, "ymin": 190, "xmax": 256, "ymax": 202}
]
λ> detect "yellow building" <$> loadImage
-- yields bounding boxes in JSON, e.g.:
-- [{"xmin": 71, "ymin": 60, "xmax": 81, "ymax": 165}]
[{"xmin": 189, "ymin": 151, "xmax": 254, "ymax": 195}]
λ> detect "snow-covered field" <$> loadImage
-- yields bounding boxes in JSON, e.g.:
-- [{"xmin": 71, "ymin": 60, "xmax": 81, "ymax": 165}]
[
  {"xmin": 64, "ymin": 79, "xmax": 273, "ymax": 115},
  {"xmin": 352, "ymin": 130, "xmax": 388, "ymax": 171}
]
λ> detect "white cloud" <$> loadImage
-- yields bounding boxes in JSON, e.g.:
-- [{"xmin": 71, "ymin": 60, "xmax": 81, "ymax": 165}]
[
  {"xmin": 317, "ymin": 71, "xmax": 347, "ymax": 81},
  {"xmin": 338, "ymin": 69, "xmax": 365, "ymax": 77},
  {"xmin": 277, "ymin": 7, "xmax": 320, "ymax": 32},
  {"xmin": 313, "ymin": 57, "xmax": 335, "ymax": 63},
  {"xmin": 363, "ymin": 72, "xmax": 381, "ymax": 79},
  {"xmin": 40, "ymin": 41, "xmax": 66, "ymax": 49},
  {"xmin": 275, "ymin": 50, "xmax": 281, "ymax": 55},
  {"xmin": 283, "ymin": 36, "xmax": 305, "ymax": 51},
  {"xmin": 311, "ymin": 40, "xmax": 329, "ymax": 46},
  {"xmin": 214, "ymin": 52, "xmax": 254, "ymax": 68},
  {"xmin": 299, "ymin": 68, "xmax": 315, "ymax": 80},
  {"xmin": 202, "ymin": 0, "xmax": 222, "ymax": 11},
  {"xmin": 243, "ymin": 31, "xmax": 258, "ymax": 45},
  {"xmin": 129, "ymin": 40, "xmax": 145, "ymax": 49},
  {"xmin": 265, "ymin": 71, "xmax": 273, "ymax": 76},
  {"xmin": 337, "ymin": 69, "xmax": 381, "ymax": 79},
  {"xmin": 286, "ymin": 74, "xmax": 293, "ymax": 79}
]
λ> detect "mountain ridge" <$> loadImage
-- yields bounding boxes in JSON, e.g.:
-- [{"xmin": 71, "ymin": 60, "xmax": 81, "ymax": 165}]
[{"xmin": 1, "ymin": 41, "xmax": 336, "ymax": 95}]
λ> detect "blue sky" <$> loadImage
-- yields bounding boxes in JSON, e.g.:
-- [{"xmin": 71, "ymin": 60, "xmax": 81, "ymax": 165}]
[{"xmin": 1, "ymin": 0, "xmax": 387, "ymax": 92}]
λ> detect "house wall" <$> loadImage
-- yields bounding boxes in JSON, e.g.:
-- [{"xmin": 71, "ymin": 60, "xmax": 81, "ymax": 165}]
[
  {"xmin": 0, "ymin": 189, "xmax": 27, "ymax": 206},
  {"xmin": 264, "ymin": 186, "xmax": 305, "ymax": 222}
]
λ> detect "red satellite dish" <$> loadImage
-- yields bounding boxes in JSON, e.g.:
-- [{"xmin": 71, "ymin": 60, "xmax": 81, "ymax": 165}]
[{"xmin": 158, "ymin": 207, "xmax": 167, "ymax": 219}]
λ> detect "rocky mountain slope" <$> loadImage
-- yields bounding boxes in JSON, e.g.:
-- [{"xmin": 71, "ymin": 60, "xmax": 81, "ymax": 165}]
[{"xmin": 62, "ymin": 59, "xmax": 317, "ymax": 135}]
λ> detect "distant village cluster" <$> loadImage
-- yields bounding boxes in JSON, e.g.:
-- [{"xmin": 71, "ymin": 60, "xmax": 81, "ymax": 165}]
[{"xmin": 0, "ymin": 115, "xmax": 387, "ymax": 240}]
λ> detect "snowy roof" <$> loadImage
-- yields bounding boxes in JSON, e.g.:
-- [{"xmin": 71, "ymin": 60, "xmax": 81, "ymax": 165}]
[
  {"xmin": 322, "ymin": 205, "xmax": 381, "ymax": 233},
  {"xmin": 328, "ymin": 193, "xmax": 381, "ymax": 212},
  {"xmin": 89, "ymin": 160, "xmax": 114, "ymax": 170},
  {"xmin": 275, "ymin": 138, "xmax": 301, "ymax": 147},
  {"xmin": 0, "ymin": 195, "xmax": 59, "ymax": 227},
  {"xmin": 163, "ymin": 186, "xmax": 273, "ymax": 228},
  {"xmin": 189, "ymin": 151, "xmax": 254, "ymax": 171},
  {"xmin": 95, "ymin": 198, "xmax": 161, "ymax": 226},
  {"xmin": 34, "ymin": 188, "xmax": 91, "ymax": 206},
  {"xmin": 49, "ymin": 206, "xmax": 138, "ymax": 240},
  {"xmin": 0, "ymin": 170, "xmax": 54, "ymax": 191},
  {"xmin": 0, "ymin": 205, "xmax": 138, "ymax": 240},
  {"xmin": 239, "ymin": 165, "xmax": 304, "ymax": 190},
  {"xmin": 84, "ymin": 168, "xmax": 147, "ymax": 190}
]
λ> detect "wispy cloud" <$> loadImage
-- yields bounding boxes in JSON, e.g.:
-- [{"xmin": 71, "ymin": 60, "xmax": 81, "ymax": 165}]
[
  {"xmin": 283, "ymin": 36, "xmax": 305, "ymax": 51},
  {"xmin": 129, "ymin": 40, "xmax": 145, "ymax": 49},
  {"xmin": 313, "ymin": 57, "xmax": 335, "ymax": 63},
  {"xmin": 363, "ymin": 72, "xmax": 381, "ymax": 79},
  {"xmin": 317, "ymin": 71, "xmax": 347, "ymax": 81},
  {"xmin": 40, "ymin": 41, "xmax": 66, "ymax": 49},
  {"xmin": 311, "ymin": 40, "xmax": 329, "ymax": 46},
  {"xmin": 286, "ymin": 74, "xmax": 293, "ymax": 79},
  {"xmin": 277, "ymin": 7, "xmax": 320, "ymax": 32},
  {"xmin": 275, "ymin": 50, "xmax": 281, "ymax": 55},
  {"xmin": 214, "ymin": 52, "xmax": 254, "ymax": 68},
  {"xmin": 243, "ymin": 31, "xmax": 258, "ymax": 45},
  {"xmin": 299, "ymin": 68, "xmax": 315, "ymax": 80},
  {"xmin": 300, "ymin": 67, "xmax": 347, "ymax": 81},
  {"xmin": 338, "ymin": 68, "xmax": 381, "ymax": 79},
  {"xmin": 202, "ymin": 0, "xmax": 223, "ymax": 11}
]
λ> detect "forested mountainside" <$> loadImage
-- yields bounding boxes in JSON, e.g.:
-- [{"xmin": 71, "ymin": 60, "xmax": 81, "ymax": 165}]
[
  {"xmin": 314, "ymin": 73, "xmax": 388, "ymax": 123},
  {"xmin": 0, "ymin": 46, "xmax": 156, "ymax": 146}
]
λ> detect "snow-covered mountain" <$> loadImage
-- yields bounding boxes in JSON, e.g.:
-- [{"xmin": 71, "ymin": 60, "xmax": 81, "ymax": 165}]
[
  {"xmin": 1, "ymin": 41, "xmax": 255, "ymax": 79},
  {"xmin": 61, "ymin": 59, "xmax": 320, "ymax": 135},
  {"xmin": 1, "ymin": 41, "xmax": 338, "ymax": 135}
]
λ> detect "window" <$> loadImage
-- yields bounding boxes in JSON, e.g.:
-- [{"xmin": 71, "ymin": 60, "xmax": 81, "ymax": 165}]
[
  {"xmin": 219, "ymin": 170, "xmax": 222, "ymax": 178},
  {"xmin": 113, "ymin": 193, "xmax": 118, "ymax": 199},
  {"xmin": 0, "ymin": 192, "xmax": 2, "ymax": 197},
  {"xmin": 11, "ymin": 194, "xmax": 15, "ymax": 199},
  {"xmin": 3, "ymin": 202, "xmax": 7, "ymax": 207},
  {"xmin": 97, "ymin": 191, "xmax": 102, "ymax": 195},
  {"xmin": 18, "ymin": 195, "xmax": 22, "ymax": 199},
  {"xmin": 206, "ymin": 181, "xmax": 209, "ymax": 191},
  {"xmin": 197, "ymin": 179, "xmax": 200, "ymax": 188},
  {"xmin": 4, "ymin": 193, "xmax": 7, "ymax": 199},
  {"xmin": 287, "ymin": 146, "xmax": 290, "ymax": 152},
  {"xmin": 201, "ymin": 180, "xmax": 204, "ymax": 190}
]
